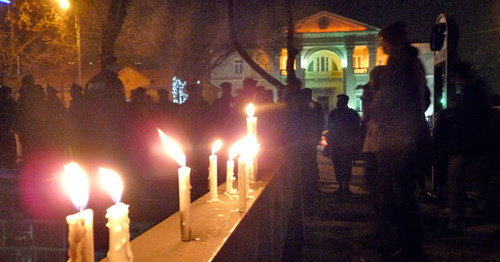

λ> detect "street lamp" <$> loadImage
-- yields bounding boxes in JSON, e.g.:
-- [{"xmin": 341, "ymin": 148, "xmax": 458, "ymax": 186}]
[{"xmin": 58, "ymin": 0, "xmax": 82, "ymax": 86}]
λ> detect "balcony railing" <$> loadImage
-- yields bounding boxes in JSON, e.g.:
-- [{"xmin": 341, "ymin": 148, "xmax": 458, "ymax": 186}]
[
  {"xmin": 354, "ymin": 67, "xmax": 369, "ymax": 74},
  {"xmin": 305, "ymin": 71, "xmax": 343, "ymax": 79}
]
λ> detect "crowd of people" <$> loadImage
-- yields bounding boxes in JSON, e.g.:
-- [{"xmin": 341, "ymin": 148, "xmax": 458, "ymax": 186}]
[
  {"xmin": 0, "ymin": 19, "xmax": 497, "ymax": 261},
  {"xmin": 323, "ymin": 21, "xmax": 497, "ymax": 261}
]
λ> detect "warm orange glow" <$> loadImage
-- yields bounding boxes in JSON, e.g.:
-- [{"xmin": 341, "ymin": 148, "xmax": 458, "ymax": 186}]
[
  {"xmin": 294, "ymin": 12, "xmax": 367, "ymax": 33},
  {"xmin": 158, "ymin": 129, "xmax": 186, "ymax": 167},
  {"xmin": 376, "ymin": 46, "xmax": 389, "ymax": 66},
  {"xmin": 59, "ymin": 0, "xmax": 70, "ymax": 9},
  {"xmin": 353, "ymin": 46, "xmax": 369, "ymax": 74},
  {"xmin": 64, "ymin": 162, "xmax": 89, "ymax": 211},
  {"xmin": 99, "ymin": 168, "xmax": 123, "ymax": 204},
  {"xmin": 211, "ymin": 139, "xmax": 223, "ymax": 155},
  {"xmin": 279, "ymin": 48, "xmax": 296, "ymax": 74},
  {"xmin": 229, "ymin": 141, "xmax": 240, "ymax": 160},
  {"xmin": 246, "ymin": 103, "xmax": 255, "ymax": 117}
]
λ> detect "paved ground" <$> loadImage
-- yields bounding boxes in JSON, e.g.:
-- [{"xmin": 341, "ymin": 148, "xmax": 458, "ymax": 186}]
[{"xmin": 302, "ymin": 154, "xmax": 500, "ymax": 261}]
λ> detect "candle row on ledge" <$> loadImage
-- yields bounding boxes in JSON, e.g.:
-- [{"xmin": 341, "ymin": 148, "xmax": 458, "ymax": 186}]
[
  {"xmin": 62, "ymin": 103, "xmax": 259, "ymax": 261},
  {"xmin": 63, "ymin": 162, "xmax": 132, "ymax": 262},
  {"xmin": 155, "ymin": 103, "xmax": 260, "ymax": 242}
]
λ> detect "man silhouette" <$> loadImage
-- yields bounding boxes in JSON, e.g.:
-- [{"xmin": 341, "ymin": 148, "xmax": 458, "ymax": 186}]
[{"xmin": 326, "ymin": 94, "xmax": 360, "ymax": 194}]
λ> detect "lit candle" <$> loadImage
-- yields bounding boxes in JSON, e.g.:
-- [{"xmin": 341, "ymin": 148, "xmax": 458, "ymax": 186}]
[
  {"xmin": 226, "ymin": 141, "xmax": 240, "ymax": 194},
  {"xmin": 241, "ymin": 136, "xmax": 260, "ymax": 184},
  {"xmin": 64, "ymin": 162, "xmax": 94, "ymax": 262},
  {"xmin": 237, "ymin": 155, "xmax": 246, "ymax": 212},
  {"xmin": 209, "ymin": 139, "xmax": 222, "ymax": 201},
  {"xmin": 246, "ymin": 103, "xmax": 258, "ymax": 181},
  {"xmin": 158, "ymin": 129, "xmax": 191, "ymax": 241},
  {"xmin": 99, "ymin": 168, "xmax": 133, "ymax": 262},
  {"xmin": 246, "ymin": 103, "xmax": 257, "ymax": 138}
]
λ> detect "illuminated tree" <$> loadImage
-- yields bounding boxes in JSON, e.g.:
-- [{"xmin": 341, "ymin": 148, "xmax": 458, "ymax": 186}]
[{"xmin": 0, "ymin": 0, "xmax": 76, "ymax": 85}]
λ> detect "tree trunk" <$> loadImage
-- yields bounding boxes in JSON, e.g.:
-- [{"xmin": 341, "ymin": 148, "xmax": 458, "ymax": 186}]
[
  {"xmin": 101, "ymin": 0, "xmax": 130, "ymax": 60},
  {"xmin": 228, "ymin": 0, "xmax": 282, "ymax": 88}
]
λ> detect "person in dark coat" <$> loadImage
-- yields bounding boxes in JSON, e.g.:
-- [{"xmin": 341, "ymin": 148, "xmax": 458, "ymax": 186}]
[
  {"xmin": 83, "ymin": 56, "xmax": 127, "ymax": 165},
  {"xmin": 326, "ymin": 94, "xmax": 361, "ymax": 194},
  {"xmin": 374, "ymin": 21, "xmax": 431, "ymax": 260},
  {"xmin": 67, "ymin": 83, "xmax": 85, "ymax": 157},
  {"xmin": 0, "ymin": 86, "xmax": 17, "ymax": 167},
  {"xmin": 433, "ymin": 62, "xmax": 492, "ymax": 235},
  {"xmin": 177, "ymin": 83, "xmax": 212, "ymax": 199},
  {"xmin": 155, "ymin": 89, "xmax": 177, "ymax": 125},
  {"xmin": 14, "ymin": 74, "xmax": 46, "ymax": 160},
  {"xmin": 44, "ymin": 85, "xmax": 66, "ymax": 154}
]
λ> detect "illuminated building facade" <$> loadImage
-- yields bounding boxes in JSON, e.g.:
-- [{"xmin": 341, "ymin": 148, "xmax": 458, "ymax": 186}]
[{"xmin": 210, "ymin": 11, "xmax": 434, "ymax": 115}]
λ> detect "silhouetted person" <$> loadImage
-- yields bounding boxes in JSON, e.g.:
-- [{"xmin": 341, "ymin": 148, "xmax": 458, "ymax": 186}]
[
  {"xmin": 326, "ymin": 95, "xmax": 360, "ymax": 194},
  {"xmin": 433, "ymin": 62, "xmax": 492, "ymax": 235},
  {"xmin": 44, "ymin": 85, "xmax": 66, "ymax": 154},
  {"xmin": 177, "ymin": 83, "xmax": 211, "ymax": 198},
  {"xmin": 83, "ymin": 56, "xmax": 127, "ymax": 166},
  {"xmin": 14, "ymin": 74, "xmax": 46, "ymax": 160},
  {"xmin": 212, "ymin": 82, "xmax": 234, "ymax": 117},
  {"xmin": 0, "ymin": 86, "xmax": 17, "ymax": 167},
  {"xmin": 155, "ymin": 89, "xmax": 177, "ymax": 125},
  {"xmin": 67, "ymin": 83, "xmax": 85, "ymax": 158},
  {"xmin": 374, "ymin": 21, "xmax": 431, "ymax": 260},
  {"xmin": 300, "ymin": 88, "xmax": 324, "ymax": 215}
]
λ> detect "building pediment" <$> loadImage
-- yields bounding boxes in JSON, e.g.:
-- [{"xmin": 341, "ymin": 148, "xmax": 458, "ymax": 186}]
[{"xmin": 294, "ymin": 11, "xmax": 379, "ymax": 33}]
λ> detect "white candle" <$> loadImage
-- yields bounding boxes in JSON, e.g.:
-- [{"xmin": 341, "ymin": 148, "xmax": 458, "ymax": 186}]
[
  {"xmin": 209, "ymin": 140, "xmax": 222, "ymax": 200},
  {"xmin": 246, "ymin": 103, "xmax": 257, "ymax": 138},
  {"xmin": 67, "ymin": 209, "xmax": 94, "ymax": 262},
  {"xmin": 105, "ymin": 203, "xmax": 132, "ymax": 262},
  {"xmin": 246, "ymin": 104, "xmax": 258, "ymax": 182},
  {"xmin": 63, "ymin": 162, "xmax": 94, "ymax": 262},
  {"xmin": 226, "ymin": 141, "xmax": 240, "ymax": 194},
  {"xmin": 226, "ymin": 159, "xmax": 234, "ymax": 194},
  {"xmin": 158, "ymin": 129, "xmax": 191, "ymax": 241},
  {"xmin": 99, "ymin": 168, "xmax": 133, "ymax": 262},
  {"xmin": 237, "ymin": 157, "xmax": 246, "ymax": 212},
  {"xmin": 178, "ymin": 166, "xmax": 191, "ymax": 241}
]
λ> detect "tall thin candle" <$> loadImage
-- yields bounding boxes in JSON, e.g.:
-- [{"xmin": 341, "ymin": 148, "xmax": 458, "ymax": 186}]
[
  {"xmin": 158, "ymin": 129, "xmax": 191, "ymax": 241},
  {"xmin": 226, "ymin": 141, "xmax": 240, "ymax": 194},
  {"xmin": 209, "ymin": 140, "xmax": 222, "ymax": 200}
]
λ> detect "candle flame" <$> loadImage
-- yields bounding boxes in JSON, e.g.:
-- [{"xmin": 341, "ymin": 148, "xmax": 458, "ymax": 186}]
[
  {"xmin": 229, "ymin": 141, "xmax": 240, "ymax": 160},
  {"xmin": 240, "ymin": 135, "xmax": 259, "ymax": 158},
  {"xmin": 99, "ymin": 167, "xmax": 123, "ymax": 204},
  {"xmin": 158, "ymin": 129, "xmax": 186, "ymax": 167},
  {"xmin": 63, "ymin": 162, "xmax": 89, "ymax": 211},
  {"xmin": 211, "ymin": 139, "xmax": 223, "ymax": 155},
  {"xmin": 246, "ymin": 103, "xmax": 255, "ymax": 117}
]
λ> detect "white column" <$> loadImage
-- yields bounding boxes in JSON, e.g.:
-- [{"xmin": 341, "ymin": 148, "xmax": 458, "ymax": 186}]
[
  {"xmin": 368, "ymin": 45, "xmax": 377, "ymax": 72},
  {"xmin": 344, "ymin": 45, "xmax": 355, "ymax": 108}
]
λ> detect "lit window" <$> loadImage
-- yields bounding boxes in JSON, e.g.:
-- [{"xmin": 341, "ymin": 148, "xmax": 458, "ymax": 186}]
[
  {"xmin": 353, "ymin": 46, "xmax": 369, "ymax": 74},
  {"xmin": 234, "ymin": 59, "xmax": 243, "ymax": 74},
  {"xmin": 316, "ymin": 57, "xmax": 330, "ymax": 71}
]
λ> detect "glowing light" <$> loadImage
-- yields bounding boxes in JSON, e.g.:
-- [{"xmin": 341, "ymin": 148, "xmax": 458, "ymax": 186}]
[
  {"xmin": 63, "ymin": 162, "xmax": 89, "ymax": 211},
  {"xmin": 341, "ymin": 58, "xmax": 347, "ymax": 68},
  {"xmin": 172, "ymin": 76, "xmax": 188, "ymax": 104},
  {"xmin": 59, "ymin": 0, "xmax": 70, "ymax": 9},
  {"xmin": 211, "ymin": 140, "xmax": 223, "ymax": 155},
  {"xmin": 158, "ymin": 129, "xmax": 186, "ymax": 167},
  {"xmin": 240, "ymin": 135, "xmax": 259, "ymax": 159},
  {"xmin": 229, "ymin": 141, "xmax": 240, "ymax": 160},
  {"xmin": 0, "ymin": 0, "xmax": 11, "ymax": 4},
  {"xmin": 99, "ymin": 168, "xmax": 124, "ymax": 204},
  {"xmin": 246, "ymin": 103, "xmax": 255, "ymax": 117}
]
